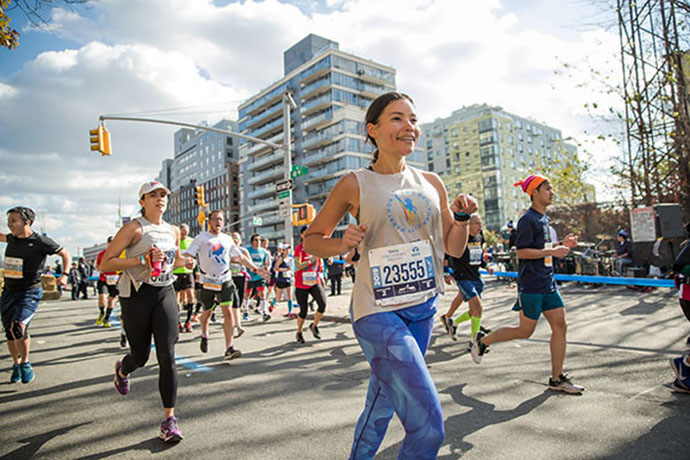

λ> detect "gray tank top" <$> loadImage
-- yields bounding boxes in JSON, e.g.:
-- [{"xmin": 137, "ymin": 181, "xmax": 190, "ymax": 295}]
[
  {"xmin": 118, "ymin": 217, "xmax": 178, "ymax": 297},
  {"xmin": 350, "ymin": 166, "xmax": 445, "ymax": 322}
]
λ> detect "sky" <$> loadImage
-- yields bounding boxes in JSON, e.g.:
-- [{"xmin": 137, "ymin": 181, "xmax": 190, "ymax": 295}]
[{"xmin": 0, "ymin": 0, "xmax": 625, "ymax": 258}]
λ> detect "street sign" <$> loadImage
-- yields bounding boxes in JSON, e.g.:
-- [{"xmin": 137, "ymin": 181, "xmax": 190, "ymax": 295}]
[
  {"xmin": 290, "ymin": 165, "xmax": 309, "ymax": 179},
  {"xmin": 276, "ymin": 179, "xmax": 293, "ymax": 192},
  {"xmin": 279, "ymin": 198, "xmax": 289, "ymax": 207},
  {"xmin": 278, "ymin": 190, "xmax": 290, "ymax": 199},
  {"xmin": 252, "ymin": 217, "xmax": 262, "ymax": 225},
  {"xmin": 279, "ymin": 207, "xmax": 290, "ymax": 218}
]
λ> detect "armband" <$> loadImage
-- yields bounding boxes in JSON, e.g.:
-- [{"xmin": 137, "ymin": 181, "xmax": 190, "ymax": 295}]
[{"xmin": 453, "ymin": 211, "xmax": 470, "ymax": 222}]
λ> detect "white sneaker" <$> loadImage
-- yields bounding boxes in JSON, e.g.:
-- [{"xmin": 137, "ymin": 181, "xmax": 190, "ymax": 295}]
[{"xmin": 548, "ymin": 374, "xmax": 584, "ymax": 394}]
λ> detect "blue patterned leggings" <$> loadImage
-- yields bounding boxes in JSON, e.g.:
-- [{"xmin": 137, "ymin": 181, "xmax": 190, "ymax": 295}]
[{"xmin": 349, "ymin": 296, "xmax": 444, "ymax": 460}]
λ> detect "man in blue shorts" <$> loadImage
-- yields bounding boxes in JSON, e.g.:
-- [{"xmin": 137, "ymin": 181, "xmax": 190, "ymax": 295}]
[
  {"xmin": 471, "ymin": 175, "xmax": 584, "ymax": 393},
  {"xmin": 1, "ymin": 206, "xmax": 70, "ymax": 384}
]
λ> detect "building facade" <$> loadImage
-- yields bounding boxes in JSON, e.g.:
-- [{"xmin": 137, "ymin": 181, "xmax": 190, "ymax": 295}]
[
  {"xmin": 159, "ymin": 119, "xmax": 241, "ymax": 235},
  {"xmin": 420, "ymin": 104, "xmax": 581, "ymax": 231},
  {"xmin": 238, "ymin": 34, "xmax": 424, "ymax": 243}
]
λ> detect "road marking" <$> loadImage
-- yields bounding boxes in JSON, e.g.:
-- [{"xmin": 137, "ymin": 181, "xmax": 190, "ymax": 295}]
[{"xmin": 629, "ymin": 384, "xmax": 662, "ymax": 400}]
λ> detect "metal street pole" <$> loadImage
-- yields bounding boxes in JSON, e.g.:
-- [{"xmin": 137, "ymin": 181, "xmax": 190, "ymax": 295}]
[{"xmin": 282, "ymin": 91, "xmax": 297, "ymax": 250}]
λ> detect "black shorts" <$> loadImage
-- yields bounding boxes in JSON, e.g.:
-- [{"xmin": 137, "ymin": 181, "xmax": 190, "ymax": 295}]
[
  {"xmin": 174, "ymin": 273, "xmax": 194, "ymax": 292},
  {"xmin": 199, "ymin": 280, "xmax": 237, "ymax": 311},
  {"xmin": 275, "ymin": 280, "xmax": 292, "ymax": 289},
  {"xmin": 97, "ymin": 280, "xmax": 119, "ymax": 298},
  {"xmin": 246, "ymin": 279, "xmax": 266, "ymax": 291}
]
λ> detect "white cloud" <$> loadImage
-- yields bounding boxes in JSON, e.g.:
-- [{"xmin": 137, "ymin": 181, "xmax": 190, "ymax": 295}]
[{"xmin": 1, "ymin": 0, "xmax": 624, "ymax": 253}]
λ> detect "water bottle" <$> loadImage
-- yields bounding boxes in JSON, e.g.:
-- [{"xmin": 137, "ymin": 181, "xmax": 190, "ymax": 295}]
[{"xmin": 150, "ymin": 246, "xmax": 162, "ymax": 278}]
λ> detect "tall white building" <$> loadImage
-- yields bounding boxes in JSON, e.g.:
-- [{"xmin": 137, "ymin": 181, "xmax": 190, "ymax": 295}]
[{"xmin": 238, "ymin": 34, "xmax": 424, "ymax": 243}]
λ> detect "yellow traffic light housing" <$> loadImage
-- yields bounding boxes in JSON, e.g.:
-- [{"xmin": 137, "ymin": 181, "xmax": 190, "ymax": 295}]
[
  {"xmin": 292, "ymin": 203, "xmax": 316, "ymax": 227},
  {"xmin": 195, "ymin": 186, "xmax": 205, "ymax": 207},
  {"xmin": 89, "ymin": 125, "xmax": 111, "ymax": 156}
]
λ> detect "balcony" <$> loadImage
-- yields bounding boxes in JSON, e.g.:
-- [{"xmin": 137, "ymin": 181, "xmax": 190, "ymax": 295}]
[
  {"xmin": 300, "ymin": 93, "xmax": 333, "ymax": 117},
  {"xmin": 303, "ymin": 130, "xmax": 344, "ymax": 151},
  {"xmin": 247, "ymin": 166, "xmax": 284, "ymax": 186},
  {"xmin": 356, "ymin": 68, "xmax": 391, "ymax": 86},
  {"xmin": 248, "ymin": 149, "xmax": 288, "ymax": 172},
  {"xmin": 243, "ymin": 102, "xmax": 283, "ymax": 132},
  {"xmin": 302, "ymin": 109, "xmax": 335, "ymax": 133},
  {"xmin": 247, "ymin": 199, "xmax": 278, "ymax": 214},
  {"xmin": 249, "ymin": 115, "xmax": 285, "ymax": 139},
  {"xmin": 247, "ymin": 184, "xmax": 275, "ymax": 200},
  {"xmin": 257, "ymin": 229, "xmax": 286, "ymax": 241},
  {"xmin": 304, "ymin": 164, "xmax": 349, "ymax": 184},
  {"xmin": 246, "ymin": 132, "xmax": 286, "ymax": 157},
  {"xmin": 301, "ymin": 77, "xmax": 333, "ymax": 101},
  {"xmin": 359, "ymin": 82, "xmax": 386, "ymax": 99}
]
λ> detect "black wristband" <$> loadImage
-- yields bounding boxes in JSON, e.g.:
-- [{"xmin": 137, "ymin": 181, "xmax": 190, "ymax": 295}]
[{"xmin": 453, "ymin": 211, "xmax": 470, "ymax": 222}]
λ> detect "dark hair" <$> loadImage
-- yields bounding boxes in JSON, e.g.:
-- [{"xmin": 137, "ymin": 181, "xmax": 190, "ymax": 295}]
[
  {"xmin": 107, "ymin": 236, "xmax": 114, "ymax": 243},
  {"xmin": 209, "ymin": 210, "xmax": 223, "ymax": 220},
  {"xmin": 250, "ymin": 233, "xmax": 261, "ymax": 242},
  {"xmin": 364, "ymin": 92, "xmax": 415, "ymax": 163},
  {"xmin": 7, "ymin": 206, "xmax": 35, "ymax": 225},
  {"xmin": 300, "ymin": 226, "xmax": 308, "ymax": 234}
]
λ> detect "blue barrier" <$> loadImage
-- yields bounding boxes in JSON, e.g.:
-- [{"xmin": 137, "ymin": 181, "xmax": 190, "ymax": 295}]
[{"xmin": 482, "ymin": 270, "xmax": 675, "ymax": 288}]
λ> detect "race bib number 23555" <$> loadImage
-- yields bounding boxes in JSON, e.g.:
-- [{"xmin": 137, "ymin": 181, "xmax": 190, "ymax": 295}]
[{"xmin": 369, "ymin": 240, "xmax": 436, "ymax": 307}]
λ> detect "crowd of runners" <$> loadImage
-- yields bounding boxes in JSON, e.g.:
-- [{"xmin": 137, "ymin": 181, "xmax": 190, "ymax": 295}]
[{"xmin": 2, "ymin": 91, "xmax": 690, "ymax": 459}]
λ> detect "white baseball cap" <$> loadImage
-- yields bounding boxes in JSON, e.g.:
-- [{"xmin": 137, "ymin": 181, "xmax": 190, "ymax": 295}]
[{"xmin": 138, "ymin": 181, "xmax": 171, "ymax": 198}]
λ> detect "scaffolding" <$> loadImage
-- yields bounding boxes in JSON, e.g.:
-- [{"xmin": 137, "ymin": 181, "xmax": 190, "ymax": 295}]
[{"xmin": 617, "ymin": 0, "xmax": 690, "ymax": 218}]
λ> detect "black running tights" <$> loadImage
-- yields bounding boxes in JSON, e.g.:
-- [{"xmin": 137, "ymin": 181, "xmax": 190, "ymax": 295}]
[
  {"xmin": 120, "ymin": 283, "xmax": 178, "ymax": 408},
  {"xmin": 295, "ymin": 284, "xmax": 327, "ymax": 319}
]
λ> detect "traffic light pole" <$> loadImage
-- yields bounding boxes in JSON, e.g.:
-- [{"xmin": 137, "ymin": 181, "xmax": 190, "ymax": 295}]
[{"xmin": 282, "ymin": 92, "xmax": 297, "ymax": 250}]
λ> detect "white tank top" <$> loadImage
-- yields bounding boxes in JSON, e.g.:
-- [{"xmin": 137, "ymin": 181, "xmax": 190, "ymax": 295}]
[
  {"xmin": 118, "ymin": 217, "xmax": 177, "ymax": 297},
  {"xmin": 350, "ymin": 166, "xmax": 445, "ymax": 321}
]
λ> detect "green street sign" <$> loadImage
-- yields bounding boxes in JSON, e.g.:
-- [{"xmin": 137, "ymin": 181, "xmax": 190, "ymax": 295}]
[
  {"xmin": 290, "ymin": 165, "xmax": 309, "ymax": 178},
  {"xmin": 278, "ymin": 190, "xmax": 290, "ymax": 199},
  {"xmin": 252, "ymin": 217, "xmax": 262, "ymax": 225}
]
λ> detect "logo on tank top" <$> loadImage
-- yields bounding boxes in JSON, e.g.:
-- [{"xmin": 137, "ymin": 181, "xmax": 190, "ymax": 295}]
[
  {"xmin": 209, "ymin": 243, "xmax": 227, "ymax": 266},
  {"xmin": 386, "ymin": 190, "xmax": 432, "ymax": 233}
]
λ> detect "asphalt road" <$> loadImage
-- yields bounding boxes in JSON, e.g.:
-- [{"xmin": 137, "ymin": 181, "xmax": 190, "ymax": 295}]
[{"xmin": 1, "ymin": 279, "xmax": 689, "ymax": 459}]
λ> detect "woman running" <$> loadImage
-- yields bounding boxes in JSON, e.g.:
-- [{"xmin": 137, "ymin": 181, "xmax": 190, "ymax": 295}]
[
  {"xmin": 100, "ymin": 181, "xmax": 194, "ymax": 443},
  {"xmin": 273, "ymin": 244, "xmax": 295, "ymax": 318},
  {"xmin": 304, "ymin": 92, "xmax": 476, "ymax": 459},
  {"xmin": 295, "ymin": 227, "xmax": 327, "ymax": 343}
]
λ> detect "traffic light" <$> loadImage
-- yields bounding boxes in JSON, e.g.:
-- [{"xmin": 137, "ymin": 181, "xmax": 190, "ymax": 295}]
[
  {"xmin": 292, "ymin": 203, "xmax": 316, "ymax": 227},
  {"xmin": 89, "ymin": 125, "xmax": 111, "ymax": 156},
  {"xmin": 194, "ymin": 185, "xmax": 205, "ymax": 207}
]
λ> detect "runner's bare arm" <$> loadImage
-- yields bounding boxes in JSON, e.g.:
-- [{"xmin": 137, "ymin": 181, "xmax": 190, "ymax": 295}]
[
  {"xmin": 57, "ymin": 248, "xmax": 70, "ymax": 286},
  {"xmin": 422, "ymin": 171, "xmax": 476, "ymax": 258},
  {"xmin": 304, "ymin": 173, "xmax": 363, "ymax": 258},
  {"xmin": 0, "ymin": 233, "xmax": 6, "ymax": 243},
  {"xmin": 100, "ymin": 221, "xmax": 143, "ymax": 272}
]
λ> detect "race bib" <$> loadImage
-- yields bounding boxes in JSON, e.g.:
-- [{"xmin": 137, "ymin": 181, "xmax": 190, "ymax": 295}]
[
  {"xmin": 544, "ymin": 242, "xmax": 553, "ymax": 267},
  {"xmin": 106, "ymin": 274, "xmax": 119, "ymax": 286},
  {"xmin": 203, "ymin": 282, "xmax": 222, "ymax": 292},
  {"xmin": 469, "ymin": 245, "xmax": 482, "ymax": 266},
  {"xmin": 302, "ymin": 271, "xmax": 317, "ymax": 286},
  {"xmin": 5, "ymin": 257, "xmax": 23, "ymax": 279},
  {"xmin": 369, "ymin": 240, "xmax": 436, "ymax": 307}
]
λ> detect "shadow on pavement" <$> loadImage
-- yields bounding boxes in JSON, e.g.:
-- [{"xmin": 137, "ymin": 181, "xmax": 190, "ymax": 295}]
[
  {"xmin": 0, "ymin": 421, "xmax": 92, "ymax": 460},
  {"xmin": 73, "ymin": 437, "xmax": 177, "ymax": 459},
  {"xmin": 375, "ymin": 383, "xmax": 554, "ymax": 459},
  {"xmin": 605, "ymin": 396, "xmax": 690, "ymax": 460}
]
